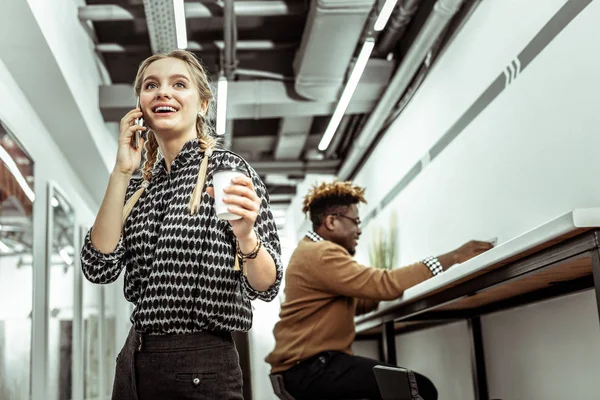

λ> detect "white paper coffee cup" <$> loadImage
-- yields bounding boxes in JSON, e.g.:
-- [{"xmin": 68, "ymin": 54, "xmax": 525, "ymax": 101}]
[{"xmin": 213, "ymin": 166, "xmax": 249, "ymax": 220}]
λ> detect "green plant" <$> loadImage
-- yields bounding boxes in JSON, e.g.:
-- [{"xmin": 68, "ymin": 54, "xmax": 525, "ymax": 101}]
[{"xmin": 368, "ymin": 212, "xmax": 398, "ymax": 270}]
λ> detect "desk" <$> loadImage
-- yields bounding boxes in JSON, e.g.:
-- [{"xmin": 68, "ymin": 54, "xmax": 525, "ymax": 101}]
[{"xmin": 354, "ymin": 208, "xmax": 600, "ymax": 400}]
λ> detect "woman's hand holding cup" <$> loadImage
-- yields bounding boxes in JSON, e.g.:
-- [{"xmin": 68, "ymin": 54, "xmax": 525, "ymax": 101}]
[{"xmin": 208, "ymin": 166, "xmax": 259, "ymax": 244}]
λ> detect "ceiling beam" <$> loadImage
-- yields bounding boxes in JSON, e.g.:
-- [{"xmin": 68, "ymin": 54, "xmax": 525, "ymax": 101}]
[
  {"xmin": 274, "ymin": 117, "xmax": 313, "ymax": 160},
  {"xmin": 99, "ymin": 59, "xmax": 393, "ymax": 121},
  {"xmin": 231, "ymin": 136, "xmax": 277, "ymax": 155},
  {"xmin": 230, "ymin": 134, "xmax": 324, "ymax": 159},
  {"xmin": 78, "ymin": 1, "xmax": 305, "ymax": 22},
  {"xmin": 251, "ymin": 160, "xmax": 340, "ymax": 175},
  {"xmin": 96, "ymin": 41, "xmax": 297, "ymax": 53},
  {"xmin": 269, "ymin": 193, "xmax": 295, "ymax": 203},
  {"xmin": 269, "ymin": 185, "xmax": 297, "ymax": 195}
]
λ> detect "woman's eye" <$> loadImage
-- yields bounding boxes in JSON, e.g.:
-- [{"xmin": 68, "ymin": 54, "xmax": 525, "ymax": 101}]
[
  {"xmin": 145, "ymin": 82, "xmax": 157, "ymax": 89},
  {"xmin": 175, "ymin": 82, "xmax": 186, "ymax": 88}
]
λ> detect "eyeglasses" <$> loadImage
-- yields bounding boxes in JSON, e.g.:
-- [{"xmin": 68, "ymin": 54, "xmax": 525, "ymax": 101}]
[{"xmin": 331, "ymin": 213, "xmax": 361, "ymax": 227}]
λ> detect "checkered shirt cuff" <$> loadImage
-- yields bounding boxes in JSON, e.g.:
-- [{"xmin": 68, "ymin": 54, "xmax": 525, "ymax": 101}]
[{"xmin": 422, "ymin": 256, "xmax": 444, "ymax": 276}]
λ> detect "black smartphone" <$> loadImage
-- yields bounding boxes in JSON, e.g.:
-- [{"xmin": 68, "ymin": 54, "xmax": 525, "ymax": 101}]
[
  {"xmin": 372, "ymin": 365, "xmax": 413, "ymax": 400},
  {"xmin": 133, "ymin": 97, "xmax": 145, "ymax": 149}
]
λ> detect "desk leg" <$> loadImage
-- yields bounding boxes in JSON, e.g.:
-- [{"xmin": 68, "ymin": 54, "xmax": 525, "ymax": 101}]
[
  {"xmin": 468, "ymin": 317, "xmax": 489, "ymax": 400},
  {"xmin": 382, "ymin": 321, "xmax": 397, "ymax": 365},
  {"xmin": 591, "ymin": 246, "xmax": 600, "ymax": 327}
]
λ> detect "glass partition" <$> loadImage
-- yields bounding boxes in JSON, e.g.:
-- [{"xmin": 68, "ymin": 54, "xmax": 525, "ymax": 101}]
[
  {"xmin": 0, "ymin": 123, "xmax": 35, "ymax": 399},
  {"xmin": 81, "ymin": 225, "xmax": 101, "ymax": 400},
  {"xmin": 47, "ymin": 184, "xmax": 76, "ymax": 400},
  {"xmin": 103, "ymin": 288, "xmax": 117, "ymax": 397}
]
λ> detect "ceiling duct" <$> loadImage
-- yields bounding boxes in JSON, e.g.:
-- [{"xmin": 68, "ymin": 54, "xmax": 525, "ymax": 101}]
[
  {"xmin": 293, "ymin": 0, "xmax": 376, "ymax": 101},
  {"xmin": 96, "ymin": 41, "xmax": 296, "ymax": 53},
  {"xmin": 375, "ymin": 0, "xmax": 422, "ymax": 56},
  {"xmin": 142, "ymin": 0, "xmax": 181, "ymax": 54},
  {"xmin": 78, "ymin": 2, "xmax": 304, "ymax": 21}
]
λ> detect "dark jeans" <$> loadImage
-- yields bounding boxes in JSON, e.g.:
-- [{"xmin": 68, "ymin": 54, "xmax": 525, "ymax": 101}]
[
  {"xmin": 280, "ymin": 351, "xmax": 438, "ymax": 400},
  {"xmin": 112, "ymin": 327, "xmax": 243, "ymax": 400}
]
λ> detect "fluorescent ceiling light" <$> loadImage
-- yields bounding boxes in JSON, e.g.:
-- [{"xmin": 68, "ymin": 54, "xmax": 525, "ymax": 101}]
[
  {"xmin": 173, "ymin": 0, "xmax": 188, "ymax": 49},
  {"xmin": 374, "ymin": 0, "xmax": 398, "ymax": 31},
  {"xmin": 318, "ymin": 39, "xmax": 375, "ymax": 151},
  {"xmin": 216, "ymin": 75, "xmax": 228, "ymax": 136},
  {"xmin": 0, "ymin": 145, "xmax": 34, "ymax": 202},
  {"xmin": 59, "ymin": 248, "xmax": 73, "ymax": 266},
  {"xmin": 0, "ymin": 240, "xmax": 10, "ymax": 253}
]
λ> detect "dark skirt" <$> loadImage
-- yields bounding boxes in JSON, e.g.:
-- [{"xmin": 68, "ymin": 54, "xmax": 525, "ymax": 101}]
[{"xmin": 112, "ymin": 327, "xmax": 244, "ymax": 400}]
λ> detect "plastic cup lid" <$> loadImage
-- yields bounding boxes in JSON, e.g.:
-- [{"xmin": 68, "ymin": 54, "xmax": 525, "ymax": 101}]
[{"xmin": 214, "ymin": 165, "xmax": 249, "ymax": 176}]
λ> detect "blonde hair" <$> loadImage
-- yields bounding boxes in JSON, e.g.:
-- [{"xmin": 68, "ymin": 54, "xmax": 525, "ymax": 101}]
[{"xmin": 122, "ymin": 50, "xmax": 219, "ymax": 225}]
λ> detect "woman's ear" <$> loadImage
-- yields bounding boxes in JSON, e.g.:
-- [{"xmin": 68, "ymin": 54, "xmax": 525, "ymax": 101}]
[{"xmin": 199, "ymin": 99, "xmax": 209, "ymax": 115}]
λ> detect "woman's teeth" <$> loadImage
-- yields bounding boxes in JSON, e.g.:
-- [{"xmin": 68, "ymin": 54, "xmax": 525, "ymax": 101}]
[{"xmin": 154, "ymin": 106, "xmax": 177, "ymax": 113}]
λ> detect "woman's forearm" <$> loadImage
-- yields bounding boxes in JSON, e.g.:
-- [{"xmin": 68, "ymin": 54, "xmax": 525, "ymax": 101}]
[{"xmin": 90, "ymin": 171, "xmax": 132, "ymax": 253}]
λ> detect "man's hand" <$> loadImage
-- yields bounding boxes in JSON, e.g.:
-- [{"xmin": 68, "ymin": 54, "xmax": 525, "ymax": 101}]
[
  {"xmin": 451, "ymin": 240, "xmax": 495, "ymax": 263},
  {"xmin": 438, "ymin": 240, "xmax": 495, "ymax": 270}
]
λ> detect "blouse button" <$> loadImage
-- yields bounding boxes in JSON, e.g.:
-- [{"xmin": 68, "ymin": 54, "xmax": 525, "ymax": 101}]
[{"xmin": 193, "ymin": 377, "xmax": 200, "ymax": 385}]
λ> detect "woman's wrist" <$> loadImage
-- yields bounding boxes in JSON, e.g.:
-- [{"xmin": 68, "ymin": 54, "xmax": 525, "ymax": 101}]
[
  {"xmin": 237, "ymin": 229, "xmax": 259, "ymax": 254},
  {"xmin": 111, "ymin": 169, "xmax": 133, "ymax": 182}
]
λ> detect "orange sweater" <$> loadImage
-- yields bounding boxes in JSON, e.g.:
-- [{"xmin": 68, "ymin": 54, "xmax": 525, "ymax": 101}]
[{"xmin": 265, "ymin": 237, "xmax": 433, "ymax": 373}]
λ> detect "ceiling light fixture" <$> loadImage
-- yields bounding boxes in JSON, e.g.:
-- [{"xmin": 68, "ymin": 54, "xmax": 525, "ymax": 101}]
[
  {"xmin": 216, "ymin": 74, "xmax": 228, "ymax": 136},
  {"xmin": 173, "ymin": 0, "xmax": 188, "ymax": 49},
  {"xmin": 59, "ymin": 248, "xmax": 73, "ymax": 266},
  {"xmin": 0, "ymin": 240, "xmax": 10, "ymax": 253},
  {"xmin": 318, "ymin": 39, "xmax": 375, "ymax": 151},
  {"xmin": 374, "ymin": 0, "xmax": 398, "ymax": 31}
]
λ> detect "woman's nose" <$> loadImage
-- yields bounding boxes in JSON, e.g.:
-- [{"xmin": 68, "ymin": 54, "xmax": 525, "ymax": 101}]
[{"xmin": 156, "ymin": 86, "xmax": 172, "ymax": 98}]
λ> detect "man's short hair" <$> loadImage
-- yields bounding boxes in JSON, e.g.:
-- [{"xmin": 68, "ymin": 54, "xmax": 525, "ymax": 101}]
[{"xmin": 302, "ymin": 181, "xmax": 367, "ymax": 228}]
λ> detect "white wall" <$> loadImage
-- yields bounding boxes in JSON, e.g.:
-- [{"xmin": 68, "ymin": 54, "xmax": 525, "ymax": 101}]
[
  {"xmin": 0, "ymin": 0, "xmax": 119, "ymax": 204},
  {"xmin": 0, "ymin": 55, "xmax": 125, "ymax": 400},
  {"xmin": 348, "ymin": 0, "xmax": 600, "ymax": 399},
  {"xmin": 6, "ymin": 1, "xmax": 136, "ymax": 390},
  {"xmin": 26, "ymin": 0, "xmax": 117, "ymax": 170},
  {"xmin": 0, "ymin": 59, "xmax": 96, "ymax": 228},
  {"xmin": 395, "ymin": 322, "xmax": 476, "ymax": 400},
  {"xmin": 483, "ymin": 290, "xmax": 600, "ymax": 399}
]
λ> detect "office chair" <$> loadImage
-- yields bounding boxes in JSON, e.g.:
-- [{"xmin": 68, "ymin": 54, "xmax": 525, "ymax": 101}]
[{"xmin": 373, "ymin": 365, "xmax": 423, "ymax": 400}]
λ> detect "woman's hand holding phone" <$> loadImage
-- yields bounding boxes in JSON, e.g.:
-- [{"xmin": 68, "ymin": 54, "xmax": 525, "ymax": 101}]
[{"xmin": 115, "ymin": 108, "xmax": 147, "ymax": 177}]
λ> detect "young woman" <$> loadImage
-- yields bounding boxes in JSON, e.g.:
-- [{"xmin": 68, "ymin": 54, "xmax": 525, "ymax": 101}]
[{"xmin": 81, "ymin": 50, "xmax": 283, "ymax": 399}]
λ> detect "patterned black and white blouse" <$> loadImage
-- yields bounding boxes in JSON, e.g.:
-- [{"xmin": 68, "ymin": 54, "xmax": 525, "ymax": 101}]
[{"xmin": 81, "ymin": 139, "xmax": 283, "ymax": 335}]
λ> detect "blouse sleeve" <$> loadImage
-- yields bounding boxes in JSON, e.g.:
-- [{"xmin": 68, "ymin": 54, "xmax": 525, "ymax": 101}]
[
  {"xmin": 237, "ymin": 163, "xmax": 284, "ymax": 301},
  {"xmin": 80, "ymin": 176, "xmax": 140, "ymax": 284}
]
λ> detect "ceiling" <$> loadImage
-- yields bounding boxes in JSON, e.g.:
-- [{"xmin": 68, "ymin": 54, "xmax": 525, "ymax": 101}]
[{"xmin": 78, "ymin": 0, "xmax": 480, "ymax": 212}]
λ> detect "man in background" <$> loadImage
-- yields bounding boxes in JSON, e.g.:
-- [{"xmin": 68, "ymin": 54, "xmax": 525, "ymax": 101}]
[{"xmin": 266, "ymin": 181, "xmax": 493, "ymax": 399}]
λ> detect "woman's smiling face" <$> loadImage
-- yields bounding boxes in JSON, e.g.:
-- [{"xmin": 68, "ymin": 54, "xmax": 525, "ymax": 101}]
[{"xmin": 139, "ymin": 57, "xmax": 204, "ymax": 137}]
